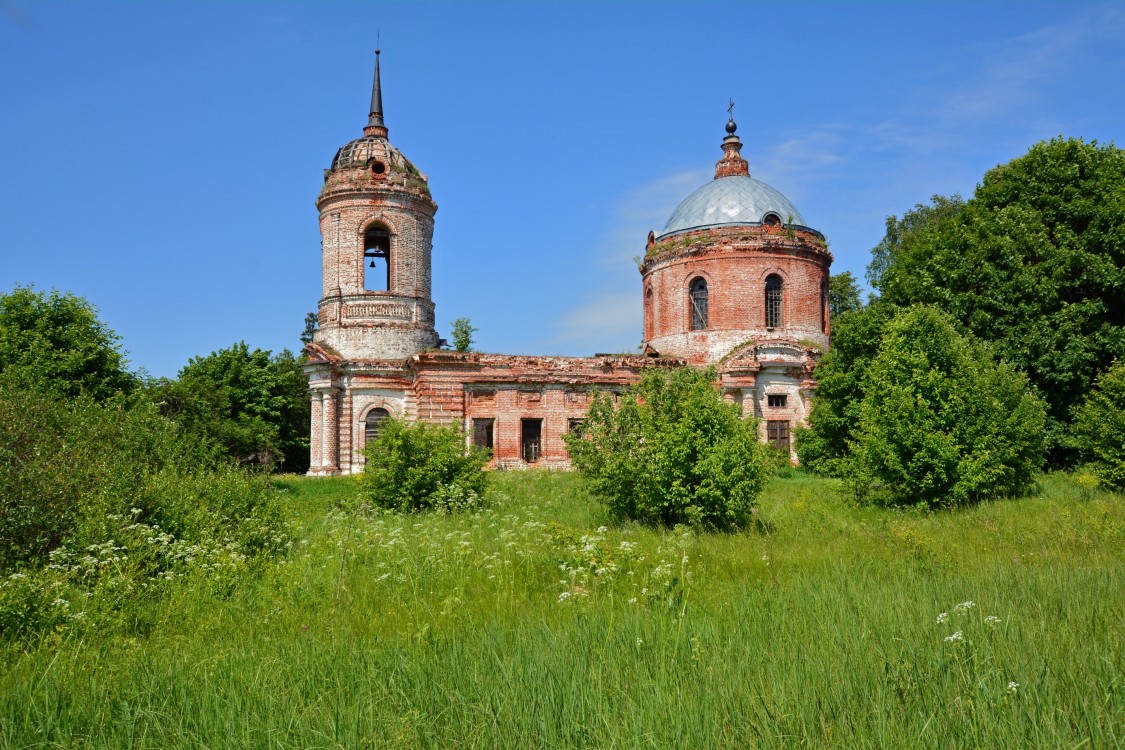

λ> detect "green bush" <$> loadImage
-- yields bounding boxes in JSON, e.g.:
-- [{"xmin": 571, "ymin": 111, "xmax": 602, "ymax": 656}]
[
  {"xmin": 843, "ymin": 306, "xmax": 1046, "ymax": 507},
  {"xmin": 564, "ymin": 367, "xmax": 770, "ymax": 530},
  {"xmin": 1070, "ymin": 360, "xmax": 1125, "ymax": 491},
  {"xmin": 0, "ymin": 286, "xmax": 136, "ymax": 400},
  {"xmin": 0, "ymin": 376, "xmax": 290, "ymax": 642},
  {"xmin": 360, "ymin": 417, "xmax": 489, "ymax": 512},
  {"xmin": 796, "ymin": 302, "xmax": 899, "ymax": 475},
  {"xmin": 151, "ymin": 342, "xmax": 310, "ymax": 472}
]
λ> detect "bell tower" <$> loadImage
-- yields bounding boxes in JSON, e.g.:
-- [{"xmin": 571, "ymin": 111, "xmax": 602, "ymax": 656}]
[{"xmin": 312, "ymin": 49, "xmax": 439, "ymax": 360}]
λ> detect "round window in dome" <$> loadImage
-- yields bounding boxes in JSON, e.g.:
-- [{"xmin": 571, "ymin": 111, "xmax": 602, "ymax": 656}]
[{"xmin": 369, "ymin": 160, "xmax": 387, "ymax": 176}]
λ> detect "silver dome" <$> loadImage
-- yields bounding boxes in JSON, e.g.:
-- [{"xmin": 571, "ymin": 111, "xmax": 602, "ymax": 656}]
[{"xmin": 658, "ymin": 175, "xmax": 808, "ymax": 239}]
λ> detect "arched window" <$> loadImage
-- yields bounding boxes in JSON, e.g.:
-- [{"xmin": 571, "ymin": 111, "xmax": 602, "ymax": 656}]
[
  {"xmin": 363, "ymin": 226, "xmax": 391, "ymax": 291},
  {"xmin": 644, "ymin": 286, "xmax": 654, "ymax": 338},
  {"xmin": 765, "ymin": 275, "xmax": 783, "ymax": 329},
  {"xmin": 820, "ymin": 278, "xmax": 829, "ymax": 333},
  {"xmin": 365, "ymin": 407, "xmax": 390, "ymax": 445},
  {"xmin": 689, "ymin": 277, "xmax": 708, "ymax": 330},
  {"xmin": 763, "ymin": 212, "xmax": 781, "ymax": 228}
]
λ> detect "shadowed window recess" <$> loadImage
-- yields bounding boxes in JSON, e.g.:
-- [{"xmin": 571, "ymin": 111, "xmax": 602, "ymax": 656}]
[
  {"xmin": 690, "ymin": 277, "xmax": 709, "ymax": 330},
  {"xmin": 472, "ymin": 418, "xmax": 494, "ymax": 451},
  {"xmin": 365, "ymin": 407, "xmax": 390, "ymax": 445},
  {"xmin": 766, "ymin": 275, "xmax": 783, "ymax": 329},
  {"xmin": 767, "ymin": 419, "xmax": 790, "ymax": 450}
]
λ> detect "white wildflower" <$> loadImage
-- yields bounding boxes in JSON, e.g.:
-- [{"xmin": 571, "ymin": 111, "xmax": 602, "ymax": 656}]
[
  {"xmin": 635, "ymin": 638, "xmax": 643, "ymax": 647},
  {"xmin": 954, "ymin": 601, "xmax": 976, "ymax": 613},
  {"xmin": 985, "ymin": 615, "xmax": 1002, "ymax": 626},
  {"xmin": 944, "ymin": 631, "xmax": 964, "ymax": 643},
  {"xmin": 628, "ymin": 597, "xmax": 638, "ymax": 604},
  {"xmin": 1006, "ymin": 681, "xmax": 1019, "ymax": 694},
  {"xmin": 558, "ymin": 592, "xmax": 571, "ymax": 602},
  {"xmin": 935, "ymin": 612, "xmax": 948, "ymax": 624}
]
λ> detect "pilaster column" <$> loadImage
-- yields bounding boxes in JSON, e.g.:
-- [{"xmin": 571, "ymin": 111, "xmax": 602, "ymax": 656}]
[
  {"xmin": 309, "ymin": 392, "xmax": 323, "ymax": 473},
  {"xmin": 322, "ymin": 387, "xmax": 340, "ymax": 472}
]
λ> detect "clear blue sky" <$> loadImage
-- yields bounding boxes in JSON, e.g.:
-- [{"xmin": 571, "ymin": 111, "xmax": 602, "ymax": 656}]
[{"xmin": 2, "ymin": 1, "xmax": 1123, "ymax": 378}]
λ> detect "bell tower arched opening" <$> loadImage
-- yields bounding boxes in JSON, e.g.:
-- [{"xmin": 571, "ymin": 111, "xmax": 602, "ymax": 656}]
[{"xmin": 364, "ymin": 225, "xmax": 391, "ymax": 291}]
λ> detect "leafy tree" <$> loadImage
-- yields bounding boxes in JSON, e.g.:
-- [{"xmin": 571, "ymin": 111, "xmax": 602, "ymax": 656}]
[
  {"xmin": 154, "ymin": 343, "xmax": 310, "ymax": 472},
  {"xmin": 0, "ymin": 285, "xmax": 134, "ymax": 399},
  {"xmin": 796, "ymin": 302, "xmax": 899, "ymax": 475},
  {"xmin": 828, "ymin": 271, "xmax": 863, "ymax": 319},
  {"xmin": 842, "ymin": 307, "xmax": 1046, "ymax": 507},
  {"xmin": 360, "ymin": 417, "xmax": 489, "ymax": 512},
  {"xmin": 1070, "ymin": 360, "xmax": 1125, "ymax": 491},
  {"xmin": 300, "ymin": 312, "xmax": 319, "ymax": 345},
  {"xmin": 450, "ymin": 317, "xmax": 477, "ymax": 353},
  {"xmin": 869, "ymin": 139, "xmax": 1125, "ymax": 462},
  {"xmin": 866, "ymin": 194, "xmax": 965, "ymax": 290},
  {"xmin": 565, "ymin": 367, "xmax": 770, "ymax": 530}
]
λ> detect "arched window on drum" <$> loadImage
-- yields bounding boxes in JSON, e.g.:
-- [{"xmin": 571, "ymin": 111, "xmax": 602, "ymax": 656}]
[
  {"xmin": 765, "ymin": 275, "xmax": 783, "ymax": 329},
  {"xmin": 689, "ymin": 277, "xmax": 708, "ymax": 330}
]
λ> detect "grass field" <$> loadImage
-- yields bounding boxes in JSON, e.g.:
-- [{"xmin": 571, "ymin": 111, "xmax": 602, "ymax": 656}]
[{"xmin": 2, "ymin": 471, "xmax": 1122, "ymax": 748}]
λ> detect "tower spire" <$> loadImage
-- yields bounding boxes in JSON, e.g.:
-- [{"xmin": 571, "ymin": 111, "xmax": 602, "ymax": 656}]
[{"xmin": 365, "ymin": 46, "xmax": 388, "ymax": 138}]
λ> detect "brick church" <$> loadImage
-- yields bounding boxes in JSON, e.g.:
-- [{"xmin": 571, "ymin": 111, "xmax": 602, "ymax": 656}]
[{"xmin": 305, "ymin": 53, "xmax": 833, "ymax": 474}]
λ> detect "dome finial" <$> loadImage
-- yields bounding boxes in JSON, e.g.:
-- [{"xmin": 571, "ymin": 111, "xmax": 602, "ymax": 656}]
[
  {"xmin": 365, "ymin": 41, "xmax": 388, "ymax": 138},
  {"xmin": 715, "ymin": 99, "xmax": 749, "ymax": 179}
]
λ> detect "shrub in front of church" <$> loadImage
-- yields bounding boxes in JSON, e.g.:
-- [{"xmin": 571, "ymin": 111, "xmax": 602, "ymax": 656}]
[
  {"xmin": 1069, "ymin": 360, "xmax": 1125, "ymax": 492},
  {"xmin": 0, "ymin": 375, "xmax": 290, "ymax": 642},
  {"xmin": 361, "ymin": 417, "xmax": 489, "ymax": 512},
  {"xmin": 565, "ymin": 367, "xmax": 770, "ymax": 530},
  {"xmin": 842, "ymin": 306, "xmax": 1046, "ymax": 507}
]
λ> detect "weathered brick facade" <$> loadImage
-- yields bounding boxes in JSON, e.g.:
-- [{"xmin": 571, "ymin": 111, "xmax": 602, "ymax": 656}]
[{"xmin": 305, "ymin": 58, "xmax": 831, "ymax": 475}]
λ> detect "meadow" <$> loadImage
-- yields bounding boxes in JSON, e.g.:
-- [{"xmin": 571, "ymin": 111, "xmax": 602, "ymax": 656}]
[{"xmin": 2, "ymin": 471, "xmax": 1122, "ymax": 749}]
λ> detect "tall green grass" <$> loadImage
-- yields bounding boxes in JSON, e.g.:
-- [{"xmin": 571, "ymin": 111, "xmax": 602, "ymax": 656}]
[{"xmin": 2, "ymin": 471, "xmax": 1122, "ymax": 748}]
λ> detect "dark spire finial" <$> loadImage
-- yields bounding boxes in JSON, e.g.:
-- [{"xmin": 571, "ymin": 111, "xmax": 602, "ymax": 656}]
[
  {"xmin": 365, "ymin": 42, "xmax": 388, "ymax": 138},
  {"xmin": 726, "ymin": 98, "xmax": 737, "ymax": 135}
]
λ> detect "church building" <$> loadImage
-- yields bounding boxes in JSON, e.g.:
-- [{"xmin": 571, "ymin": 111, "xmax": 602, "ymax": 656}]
[{"xmin": 305, "ymin": 54, "xmax": 832, "ymax": 475}]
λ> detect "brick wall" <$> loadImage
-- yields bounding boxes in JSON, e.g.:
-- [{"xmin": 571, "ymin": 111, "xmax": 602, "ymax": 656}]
[{"xmin": 642, "ymin": 224, "xmax": 831, "ymax": 363}]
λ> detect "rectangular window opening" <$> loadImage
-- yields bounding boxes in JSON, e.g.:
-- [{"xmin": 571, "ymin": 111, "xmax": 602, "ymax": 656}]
[
  {"xmin": 521, "ymin": 418, "xmax": 542, "ymax": 463},
  {"xmin": 767, "ymin": 394, "xmax": 788, "ymax": 408},
  {"xmin": 767, "ymin": 420, "xmax": 791, "ymax": 451},
  {"xmin": 472, "ymin": 418, "xmax": 494, "ymax": 451},
  {"xmin": 567, "ymin": 418, "xmax": 585, "ymax": 439}
]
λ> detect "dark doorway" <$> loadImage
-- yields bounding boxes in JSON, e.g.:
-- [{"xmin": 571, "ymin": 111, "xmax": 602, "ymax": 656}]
[{"xmin": 521, "ymin": 418, "xmax": 542, "ymax": 463}]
